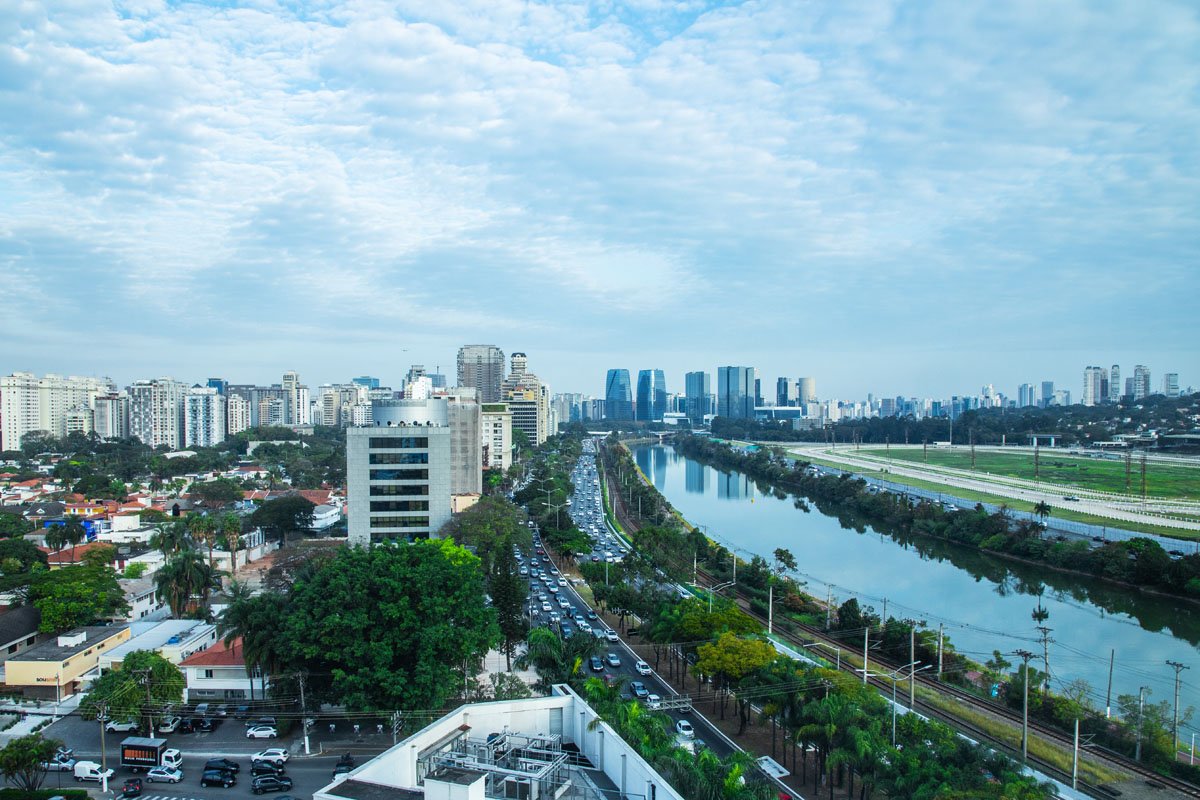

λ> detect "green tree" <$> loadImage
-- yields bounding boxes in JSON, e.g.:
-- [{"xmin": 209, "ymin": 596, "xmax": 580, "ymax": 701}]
[
  {"xmin": 81, "ymin": 543, "xmax": 117, "ymax": 567},
  {"xmin": 0, "ymin": 538, "xmax": 48, "ymax": 571},
  {"xmin": 150, "ymin": 521, "xmax": 189, "ymax": 556},
  {"xmin": 61, "ymin": 517, "xmax": 86, "ymax": 562},
  {"xmin": 154, "ymin": 549, "xmax": 221, "ymax": 617},
  {"xmin": 518, "ymin": 627, "xmax": 602, "ymax": 693},
  {"xmin": 0, "ymin": 513, "xmax": 35, "ymax": 538},
  {"xmin": 283, "ymin": 539, "xmax": 499, "ymax": 710},
  {"xmin": 216, "ymin": 582, "xmax": 291, "ymax": 700},
  {"xmin": 123, "ymin": 562, "xmax": 149, "ymax": 579},
  {"xmin": 0, "ymin": 732, "xmax": 64, "ymax": 790},
  {"xmin": 190, "ymin": 478, "xmax": 245, "ymax": 511},
  {"xmin": 250, "ymin": 495, "xmax": 315, "ymax": 542},
  {"xmin": 28, "ymin": 564, "xmax": 130, "ymax": 632},
  {"xmin": 79, "ymin": 650, "xmax": 184, "ymax": 732}
]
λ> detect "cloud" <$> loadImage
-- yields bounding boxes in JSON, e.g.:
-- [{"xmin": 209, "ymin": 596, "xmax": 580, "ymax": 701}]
[{"xmin": 0, "ymin": 0, "xmax": 1196, "ymax": 395}]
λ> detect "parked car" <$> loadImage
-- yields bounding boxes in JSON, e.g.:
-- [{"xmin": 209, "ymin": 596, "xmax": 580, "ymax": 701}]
[
  {"xmin": 246, "ymin": 725, "xmax": 279, "ymax": 739},
  {"xmin": 252, "ymin": 748, "xmax": 290, "ymax": 766},
  {"xmin": 200, "ymin": 769, "xmax": 237, "ymax": 788},
  {"xmin": 105, "ymin": 719, "xmax": 139, "ymax": 733},
  {"xmin": 145, "ymin": 766, "xmax": 183, "ymax": 784},
  {"xmin": 40, "ymin": 754, "xmax": 76, "ymax": 772},
  {"xmin": 204, "ymin": 758, "xmax": 240, "ymax": 774},
  {"xmin": 192, "ymin": 703, "xmax": 210, "ymax": 716},
  {"xmin": 675, "ymin": 720, "xmax": 695, "ymax": 738},
  {"xmin": 213, "ymin": 704, "xmax": 229, "ymax": 717},
  {"xmin": 251, "ymin": 775, "xmax": 294, "ymax": 794},
  {"xmin": 157, "ymin": 716, "xmax": 182, "ymax": 734},
  {"xmin": 247, "ymin": 716, "xmax": 278, "ymax": 728}
]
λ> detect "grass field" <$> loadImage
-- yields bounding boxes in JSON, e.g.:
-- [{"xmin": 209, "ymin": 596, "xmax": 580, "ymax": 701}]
[
  {"xmin": 856, "ymin": 448, "xmax": 1200, "ymax": 500},
  {"xmin": 793, "ymin": 453, "xmax": 1200, "ymax": 541}
]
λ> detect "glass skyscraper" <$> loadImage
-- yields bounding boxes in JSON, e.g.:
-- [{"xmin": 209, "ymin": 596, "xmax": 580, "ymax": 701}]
[
  {"xmin": 605, "ymin": 369, "xmax": 633, "ymax": 420},
  {"xmin": 635, "ymin": 369, "xmax": 667, "ymax": 421},
  {"xmin": 717, "ymin": 366, "xmax": 755, "ymax": 419},
  {"xmin": 684, "ymin": 371, "xmax": 710, "ymax": 423}
]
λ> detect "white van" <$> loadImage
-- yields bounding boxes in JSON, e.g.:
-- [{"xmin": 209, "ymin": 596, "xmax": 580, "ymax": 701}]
[{"xmin": 74, "ymin": 761, "xmax": 115, "ymax": 782}]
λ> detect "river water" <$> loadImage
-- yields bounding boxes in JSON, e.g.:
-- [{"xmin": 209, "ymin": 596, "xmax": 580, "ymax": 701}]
[{"xmin": 633, "ymin": 443, "xmax": 1200, "ymax": 719}]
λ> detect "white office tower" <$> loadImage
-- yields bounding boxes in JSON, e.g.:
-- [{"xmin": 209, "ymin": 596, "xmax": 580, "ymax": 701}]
[
  {"xmin": 1163, "ymin": 373, "xmax": 1180, "ymax": 398},
  {"xmin": 1109, "ymin": 364, "xmax": 1121, "ymax": 402},
  {"xmin": 94, "ymin": 393, "xmax": 129, "ymax": 440},
  {"xmin": 442, "ymin": 390, "xmax": 483, "ymax": 495},
  {"xmin": 1082, "ymin": 366, "xmax": 1106, "ymax": 406},
  {"xmin": 347, "ymin": 399, "xmax": 453, "ymax": 546},
  {"xmin": 481, "ymin": 403, "xmax": 513, "ymax": 471},
  {"xmin": 64, "ymin": 408, "xmax": 94, "ymax": 436},
  {"xmin": 798, "ymin": 376, "xmax": 817, "ymax": 404},
  {"xmin": 128, "ymin": 378, "xmax": 188, "ymax": 449},
  {"xmin": 227, "ymin": 393, "xmax": 251, "ymax": 436},
  {"xmin": 502, "ymin": 352, "xmax": 551, "ymax": 446},
  {"xmin": 185, "ymin": 387, "xmax": 228, "ymax": 447},
  {"xmin": 281, "ymin": 371, "xmax": 311, "ymax": 425},
  {"xmin": 0, "ymin": 372, "xmax": 114, "ymax": 450},
  {"xmin": 1133, "ymin": 365, "xmax": 1151, "ymax": 400},
  {"xmin": 405, "ymin": 376, "xmax": 433, "ymax": 400}
]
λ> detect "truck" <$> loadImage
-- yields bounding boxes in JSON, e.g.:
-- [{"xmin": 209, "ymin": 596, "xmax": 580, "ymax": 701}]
[
  {"xmin": 120, "ymin": 737, "xmax": 182, "ymax": 772},
  {"xmin": 73, "ymin": 761, "xmax": 115, "ymax": 783}
]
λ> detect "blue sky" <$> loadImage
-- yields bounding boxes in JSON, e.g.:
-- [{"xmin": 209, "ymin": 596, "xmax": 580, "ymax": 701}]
[{"xmin": 1, "ymin": 0, "xmax": 1197, "ymax": 400}]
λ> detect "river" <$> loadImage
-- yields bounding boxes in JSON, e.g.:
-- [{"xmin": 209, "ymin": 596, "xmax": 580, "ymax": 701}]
[{"xmin": 633, "ymin": 443, "xmax": 1200, "ymax": 720}]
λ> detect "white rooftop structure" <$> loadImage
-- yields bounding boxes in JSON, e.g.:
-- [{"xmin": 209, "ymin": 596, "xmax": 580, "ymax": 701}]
[
  {"xmin": 315, "ymin": 686, "xmax": 685, "ymax": 800},
  {"xmin": 100, "ymin": 619, "xmax": 217, "ymax": 670}
]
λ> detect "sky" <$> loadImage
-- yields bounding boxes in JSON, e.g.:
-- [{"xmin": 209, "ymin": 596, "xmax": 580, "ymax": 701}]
[{"xmin": 1, "ymin": 0, "xmax": 1198, "ymax": 401}]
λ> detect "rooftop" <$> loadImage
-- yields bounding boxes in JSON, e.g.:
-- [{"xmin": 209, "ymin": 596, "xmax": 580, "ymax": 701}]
[
  {"xmin": 11, "ymin": 625, "xmax": 128, "ymax": 663},
  {"xmin": 103, "ymin": 620, "xmax": 214, "ymax": 664},
  {"xmin": 179, "ymin": 637, "xmax": 245, "ymax": 668}
]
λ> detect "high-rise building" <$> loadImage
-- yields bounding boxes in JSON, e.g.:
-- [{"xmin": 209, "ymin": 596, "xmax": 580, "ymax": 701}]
[
  {"xmin": 281, "ymin": 371, "xmax": 311, "ymax": 426},
  {"xmin": 684, "ymin": 371, "xmax": 710, "ymax": 424},
  {"xmin": 797, "ymin": 377, "xmax": 816, "ymax": 404},
  {"xmin": 185, "ymin": 386, "xmax": 227, "ymax": 447},
  {"xmin": 457, "ymin": 345, "xmax": 505, "ymax": 403},
  {"xmin": 502, "ymin": 353, "xmax": 551, "ymax": 446},
  {"xmin": 481, "ymin": 403, "xmax": 513, "ymax": 472},
  {"xmin": 1162, "ymin": 373, "xmax": 1180, "ymax": 398},
  {"xmin": 0, "ymin": 372, "xmax": 114, "ymax": 450},
  {"xmin": 1040, "ymin": 381, "xmax": 1055, "ymax": 408},
  {"xmin": 444, "ymin": 392, "xmax": 482, "ymax": 495},
  {"xmin": 1082, "ymin": 366, "xmax": 1106, "ymax": 406},
  {"xmin": 1109, "ymin": 365, "xmax": 1121, "ymax": 403},
  {"xmin": 227, "ymin": 393, "xmax": 251, "ymax": 436},
  {"xmin": 605, "ymin": 370, "xmax": 633, "ymax": 421},
  {"xmin": 128, "ymin": 378, "xmax": 188, "ymax": 449},
  {"xmin": 347, "ymin": 401, "xmax": 452, "ymax": 546},
  {"xmin": 776, "ymin": 377, "xmax": 796, "ymax": 407},
  {"xmin": 94, "ymin": 393, "xmax": 129, "ymax": 440},
  {"xmin": 206, "ymin": 378, "xmax": 228, "ymax": 395},
  {"xmin": 635, "ymin": 370, "xmax": 666, "ymax": 422},
  {"xmin": 352, "ymin": 376, "xmax": 380, "ymax": 389},
  {"xmin": 717, "ymin": 366, "xmax": 754, "ymax": 419},
  {"xmin": 1017, "ymin": 383, "xmax": 1036, "ymax": 408},
  {"xmin": 1133, "ymin": 365, "xmax": 1151, "ymax": 400}
]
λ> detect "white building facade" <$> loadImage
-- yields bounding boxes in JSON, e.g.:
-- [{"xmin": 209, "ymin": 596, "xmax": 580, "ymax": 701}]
[
  {"xmin": 185, "ymin": 387, "xmax": 228, "ymax": 447},
  {"xmin": 481, "ymin": 403, "xmax": 513, "ymax": 472},
  {"xmin": 128, "ymin": 378, "xmax": 188, "ymax": 449},
  {"xmin": 0, "ymin": 372, "xmax": 114, "ymax": 450}
]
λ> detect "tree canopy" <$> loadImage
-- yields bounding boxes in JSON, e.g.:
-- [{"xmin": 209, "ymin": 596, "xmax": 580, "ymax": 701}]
[
  {"xmin": 250, "ymin": 495, "xmax": 316, "ymax": 542},
  {"xmin": 28, "ymin": 564, "xmax": 129, "ymax": 633},
  {"xmin": 0, "ymin": 732, "xmax": 65, "ymax": 790},
  {"xmin": 79, "ymin": 650, "xmax": 184, "ymax": 731}
]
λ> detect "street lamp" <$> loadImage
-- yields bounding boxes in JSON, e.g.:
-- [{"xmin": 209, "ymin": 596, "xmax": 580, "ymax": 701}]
[
  {"xmin": 708, "ymin": 580, "xmax": 736, "ymax": 614},
  {"xmin": 867, "ymin": 662, "xmax": 932, "ymax": 746}
]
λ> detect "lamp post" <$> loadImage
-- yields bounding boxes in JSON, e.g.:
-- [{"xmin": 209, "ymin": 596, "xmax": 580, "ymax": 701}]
[{"xmin": 709, "ymin": 580, "xmax": 736, "ymax": 614}]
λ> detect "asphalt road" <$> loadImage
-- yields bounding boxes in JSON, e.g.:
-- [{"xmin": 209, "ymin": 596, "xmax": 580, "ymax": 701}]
[{"xmin": 522, "ymin": 442, "xmax": 738, "ymax": 760}]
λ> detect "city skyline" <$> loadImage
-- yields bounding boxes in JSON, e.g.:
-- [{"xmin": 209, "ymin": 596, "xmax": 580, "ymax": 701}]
[{"xmin": 1, "ymin": 2, "xmax": 1196, "ymax": 395}]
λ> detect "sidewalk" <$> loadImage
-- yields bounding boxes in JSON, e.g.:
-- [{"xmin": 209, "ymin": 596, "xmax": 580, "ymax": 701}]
[{"xmin": 0, "ymin": 693, "xmax": 85, "ymax": 746}]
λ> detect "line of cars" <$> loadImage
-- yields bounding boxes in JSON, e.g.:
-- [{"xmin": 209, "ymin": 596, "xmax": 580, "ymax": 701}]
[{"xmin": 198, "ymin": 749, "xmax": 295, "ymax": 794}]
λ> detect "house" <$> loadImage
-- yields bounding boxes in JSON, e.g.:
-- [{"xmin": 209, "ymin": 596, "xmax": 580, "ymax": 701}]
[
  {"xmin": 117, "ymin": 577, "xmax": 168, "ymax": 621},
  {"xmin": 4, "ymin": 625, "xmax": 131, "ymax": 699},
  {"xmin": 100, "ymin": 620, "xmax": 216, "ymax": 671},
  {"xmin": 314, "ymin": 686, "xmax": 686, "ymax": 800},
  {"xmin": 0, "ymin": 606, "xmax": 44, "ymax": 660},
  {"xmin": 179, "ymin": 637, "xmax": 265, "ymax": 702}
]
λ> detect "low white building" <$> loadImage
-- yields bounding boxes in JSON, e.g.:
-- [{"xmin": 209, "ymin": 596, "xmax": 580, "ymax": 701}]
[
  {"xmin": 100, "ymin": 620, "xmax": 216, "ymax": 671},
  {"xmin": 117, "ymin": 577, "xmax": 168, "ymax": 622},
  {"xmin": 179, "ymin": 637, "xmax": 265, "ymax": 702},
  {"xmin": 312, "ymin": 504, "xmax": 341, "ymax": 530},
  {"xmin": 315, "ymin": 686, "xmax": 685, "ymax": 800}
]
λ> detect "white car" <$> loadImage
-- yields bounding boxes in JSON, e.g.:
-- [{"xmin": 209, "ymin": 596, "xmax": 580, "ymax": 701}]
[
  {"xmin": 605, "ymin": 630, "xmax": 619, "ymax": 643},
  {"xmin": 252, "ymin": 748, "xmax": 290, "ymax": 765},
  {"xmin": 157, "ymin": 716, "xmax": 182, "ymax": 733},
  {"xmin": 557, "ymin": 578, "xmax": 567, "ymax": 586},
  {"xmin": 646, "ymin": 694, "xmax": 662, "ymax": 710},
  {"xmin": 635, "ymin": 660, "xmax": 652, "ymax": 675},
  {"xmin": 541, "ymin": 602, "xmax": 552, "ymax": 612},
  {"xmin": 105, "ymin": 719, "xmax": 139, "ymax": 733},
  {"xmin": 675, "ymin": 720, "xmax": 695, "ymax": 738},
  {"xmin": 558, "ymin": 598, "xmax": 570, "ymax": 610},
  {"xmin": 246, "ymin": 725, "xmax": 278, "ymax": 739},
  {"xmin": 145, "ymin": 766, "xmax": 183, "ymax": 783}
]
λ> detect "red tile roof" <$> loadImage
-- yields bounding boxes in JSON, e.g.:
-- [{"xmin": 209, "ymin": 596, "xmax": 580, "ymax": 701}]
[{"xmin": 179, "ymin": 637, "xmax": 246, "ymax": 668}]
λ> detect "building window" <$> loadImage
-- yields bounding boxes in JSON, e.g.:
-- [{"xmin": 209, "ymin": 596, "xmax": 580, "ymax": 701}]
[
  {"xmin": 368, "ymin": 437, "xmax": 429, "ymax": 449},
  {"xmin": 367, "ymin": 476, "xmax": 430, "ymax": 489},
  {"xmin": 204, "ymin": 669, "xmax": 214, "ymax": 679},
  {"xmin": 368, "ymin": 452, "xmax": 429, "ymax": 465},
  {"xmin": 369, "ymin": 477, "xmax": 430, "ymax": 489},
  {"xmin": 369, "ymin": 501, "xmax": 430, "ymax": 512},
  {"xmin": 369, "ymin": 516, "xmax": 430, "ymax": 529}
]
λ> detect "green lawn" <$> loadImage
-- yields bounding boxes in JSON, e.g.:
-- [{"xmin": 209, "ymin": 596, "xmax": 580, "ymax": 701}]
[
  {"xmin": 791, "ymin": 452, "xmax": 1200, "ymax": 541},
  {"xmin": 855, "ymin": 448, "xmax": 1200, "ymax": 500}
]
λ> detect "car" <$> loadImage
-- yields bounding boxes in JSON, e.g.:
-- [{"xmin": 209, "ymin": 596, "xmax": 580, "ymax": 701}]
[
  {"xmin": 589, "ymin": 656, "xmax": 604, "ymax": 672},
  {"xmin": 213, "ymin": 704, "xmax": 229, "ymax": 717},
  {"xmin": 630, "ymin": 681, "xmax": 649, "ymax": 699},
  {"xmin": 591, "ymin": 556, "xmax": 600, "ymax": 562},
  {"xmin": 548, "ymin": 611, "xmax": 561, "ymax": 623},
  {"xmin": 205, "ymin": 759, "xmax": 240, "ymax": 774},
  {"xmin": 585, "ymin": 609, "xmax": 597, "ymax": 620},
  {"xmin": 557, "ymin": 577, "xmax": 567, "ymax": 586},
  {"xmin": 577, "ymin": 621, "xmax": 592, "ymax": 635},
  {"xmin": 157, "ymin": 716, "xmax": 182, "ymax": 734},
  {"xmin": 606, "ymin": 630, "xmax": 619, "ymax": 643},
  {"xmin": 145, "ymin": 766, "xmax": 183, "ymax": 784},
  {"xmin": 547, "ymin": 585, "xmax": 559, "ymax": 595},
  {"xmin": 541, "ymin": 602, "xmax": 552, "ymax": 612},
  {"xmin": 1063, "ymin": 495, "xmax": 1081, "ymax": 502},
  {"xmin": 251, "ymin": 762, "xmax": 286, "ymax": 777},
  {"xmin": 105, "ymin": 719, "xmax": 139, "ymax": 733},
  {"xmin": 635, "ymin": 660, "xmax": 652, "ymax": 675},
  {"xmin": 646, "ymin": 694, "xmax": 662, "ymax": 709},
  {"xmin": 252, "ymin": 775, "xmax": 294, "ymax": 795},
  {"xmin": 332, "ymin": 763, "xmax": 353, "ymax": 779},
  {"xmin": 180, "ymin": 717, "xmax": 214, "ymax": 734},
  {"xmin": 558, "ymin": 598, "xmax": 570, "ymax": 610},
  {"xmin": 234, "ymin": 705, "xmax": 252, "ymax": 719},
  {"xmin": 41, "ymin": 755, "xmax": 76, "ymax": 772},
  {"xmin": 675, "ymin": 720, "xmax": 695, "ymax": 738},
  {"xmin": 200, "ymin": 769, "xmax": 237, "ymax": 788},
  {"xmin": 605, "ymin": 652, "xmax": 621, "ymax": 668},
  {"xmin": 193, "ymin": 702, "xmax": 210, "ymax": 716},
  {"xmin": 246, "ymin": 725, "xmax": 279, "ymax": 739},
  {"xmin": 249, "ymin": 716, "xmax": 278, "ymax": 728}
]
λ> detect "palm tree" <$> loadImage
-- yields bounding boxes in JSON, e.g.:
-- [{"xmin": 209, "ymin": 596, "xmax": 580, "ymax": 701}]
[
  {"xmin": 1033, "ymin": 501, "xmax": 1051, "ymax": 523},
  {"xmin": 220, "ymin": 514, "xmax": 243, "ymax": 571},
  {"xmin": 150, "ymin": 520, "xmax": 189, "ymax": 556},
  {"xmin": 217, "ymin": 586, "xmax": 290, "ymax": 700},
  {"xmin": 62, "ymin": 517, "xmax": 86, "ymax": 563},
  {"xmin": 154, "ymin": 549, "xmax": 222, "ymax": 617},
  {"xmin": 43, "ymin": 524, "xmax": 67, "ymax": 555},
  {"xmin": 189, "ymin": 515, "xmax": 218, "ymax": 572}
]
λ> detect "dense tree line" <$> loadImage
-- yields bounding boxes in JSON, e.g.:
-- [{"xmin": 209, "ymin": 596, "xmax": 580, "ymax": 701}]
[{"xmin": 710, "ymin": 392, "xmax": 1200, "ymax": 448}]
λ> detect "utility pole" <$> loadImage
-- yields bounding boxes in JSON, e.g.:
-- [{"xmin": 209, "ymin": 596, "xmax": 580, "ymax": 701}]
[
  {"xmin": 825, "ymin": 588, "xmax": 832, "ymax": 630},
  {"xmin": 298, "ymin": 672, "xmax": 311, "ymax": 755},
  {"xmin": 1125, "ymin": 450, "xmax": 1132, "ymax": 493},
  {"xmin": 1135, "ymin": 686, "xmax": 1148, "ymax": 762},
  {"xmin": 937, "ymin": 623, "xmax": 944, "ymax": 680},
  {"xmin": 391, "ymin": 711, "xmax": 403, "ymax": 745},
  {"xmin": 923, "ymin": 439, "xmax": 928, "ymax": 463},
  {"xmin": 96, "ymin": 701, "xmax": 109, "ymax": 786},
  {"xmin": 909, "ymin": 625, "xmax": 916, "ymax": 709},
  {"xmin": 1036, "ymin": 626, "xmax": 1053, "ymax": 699},
  {"xmin": 1105, "ymin": 649, "xmax": 1115, "ymax": 718},
  {"xmin": 1141, "ymin": 453, "xmax": 1148, "ymax": 506},
  {"xmin": 767, "ymin": 581, "xmax": 773, "ymax": 635},
  {"xmin": 862, "ymin": 627, "xmax": 869, "ymax": 685},
  {"xmin": 134, "ymin": 667, "xmax": 153, "ymax": 734},
  {"xmin": 970, "ymin": 429, "xmax": 976, "ymax": 468},
  {"xmin": 1072, "ymin": 718, "xmax": 1080, "ymax": 790},
  {"xmin": 1034, "ymin": 443, "xmax": 1040, "ymax": 480},
  {"xmin": 1016, "ymin": 650, "xmax": 1036, "ymax": 762},
  {"xmin": 1167, "ymin": 660, "xmax": 1190, "ymax": 754}
]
